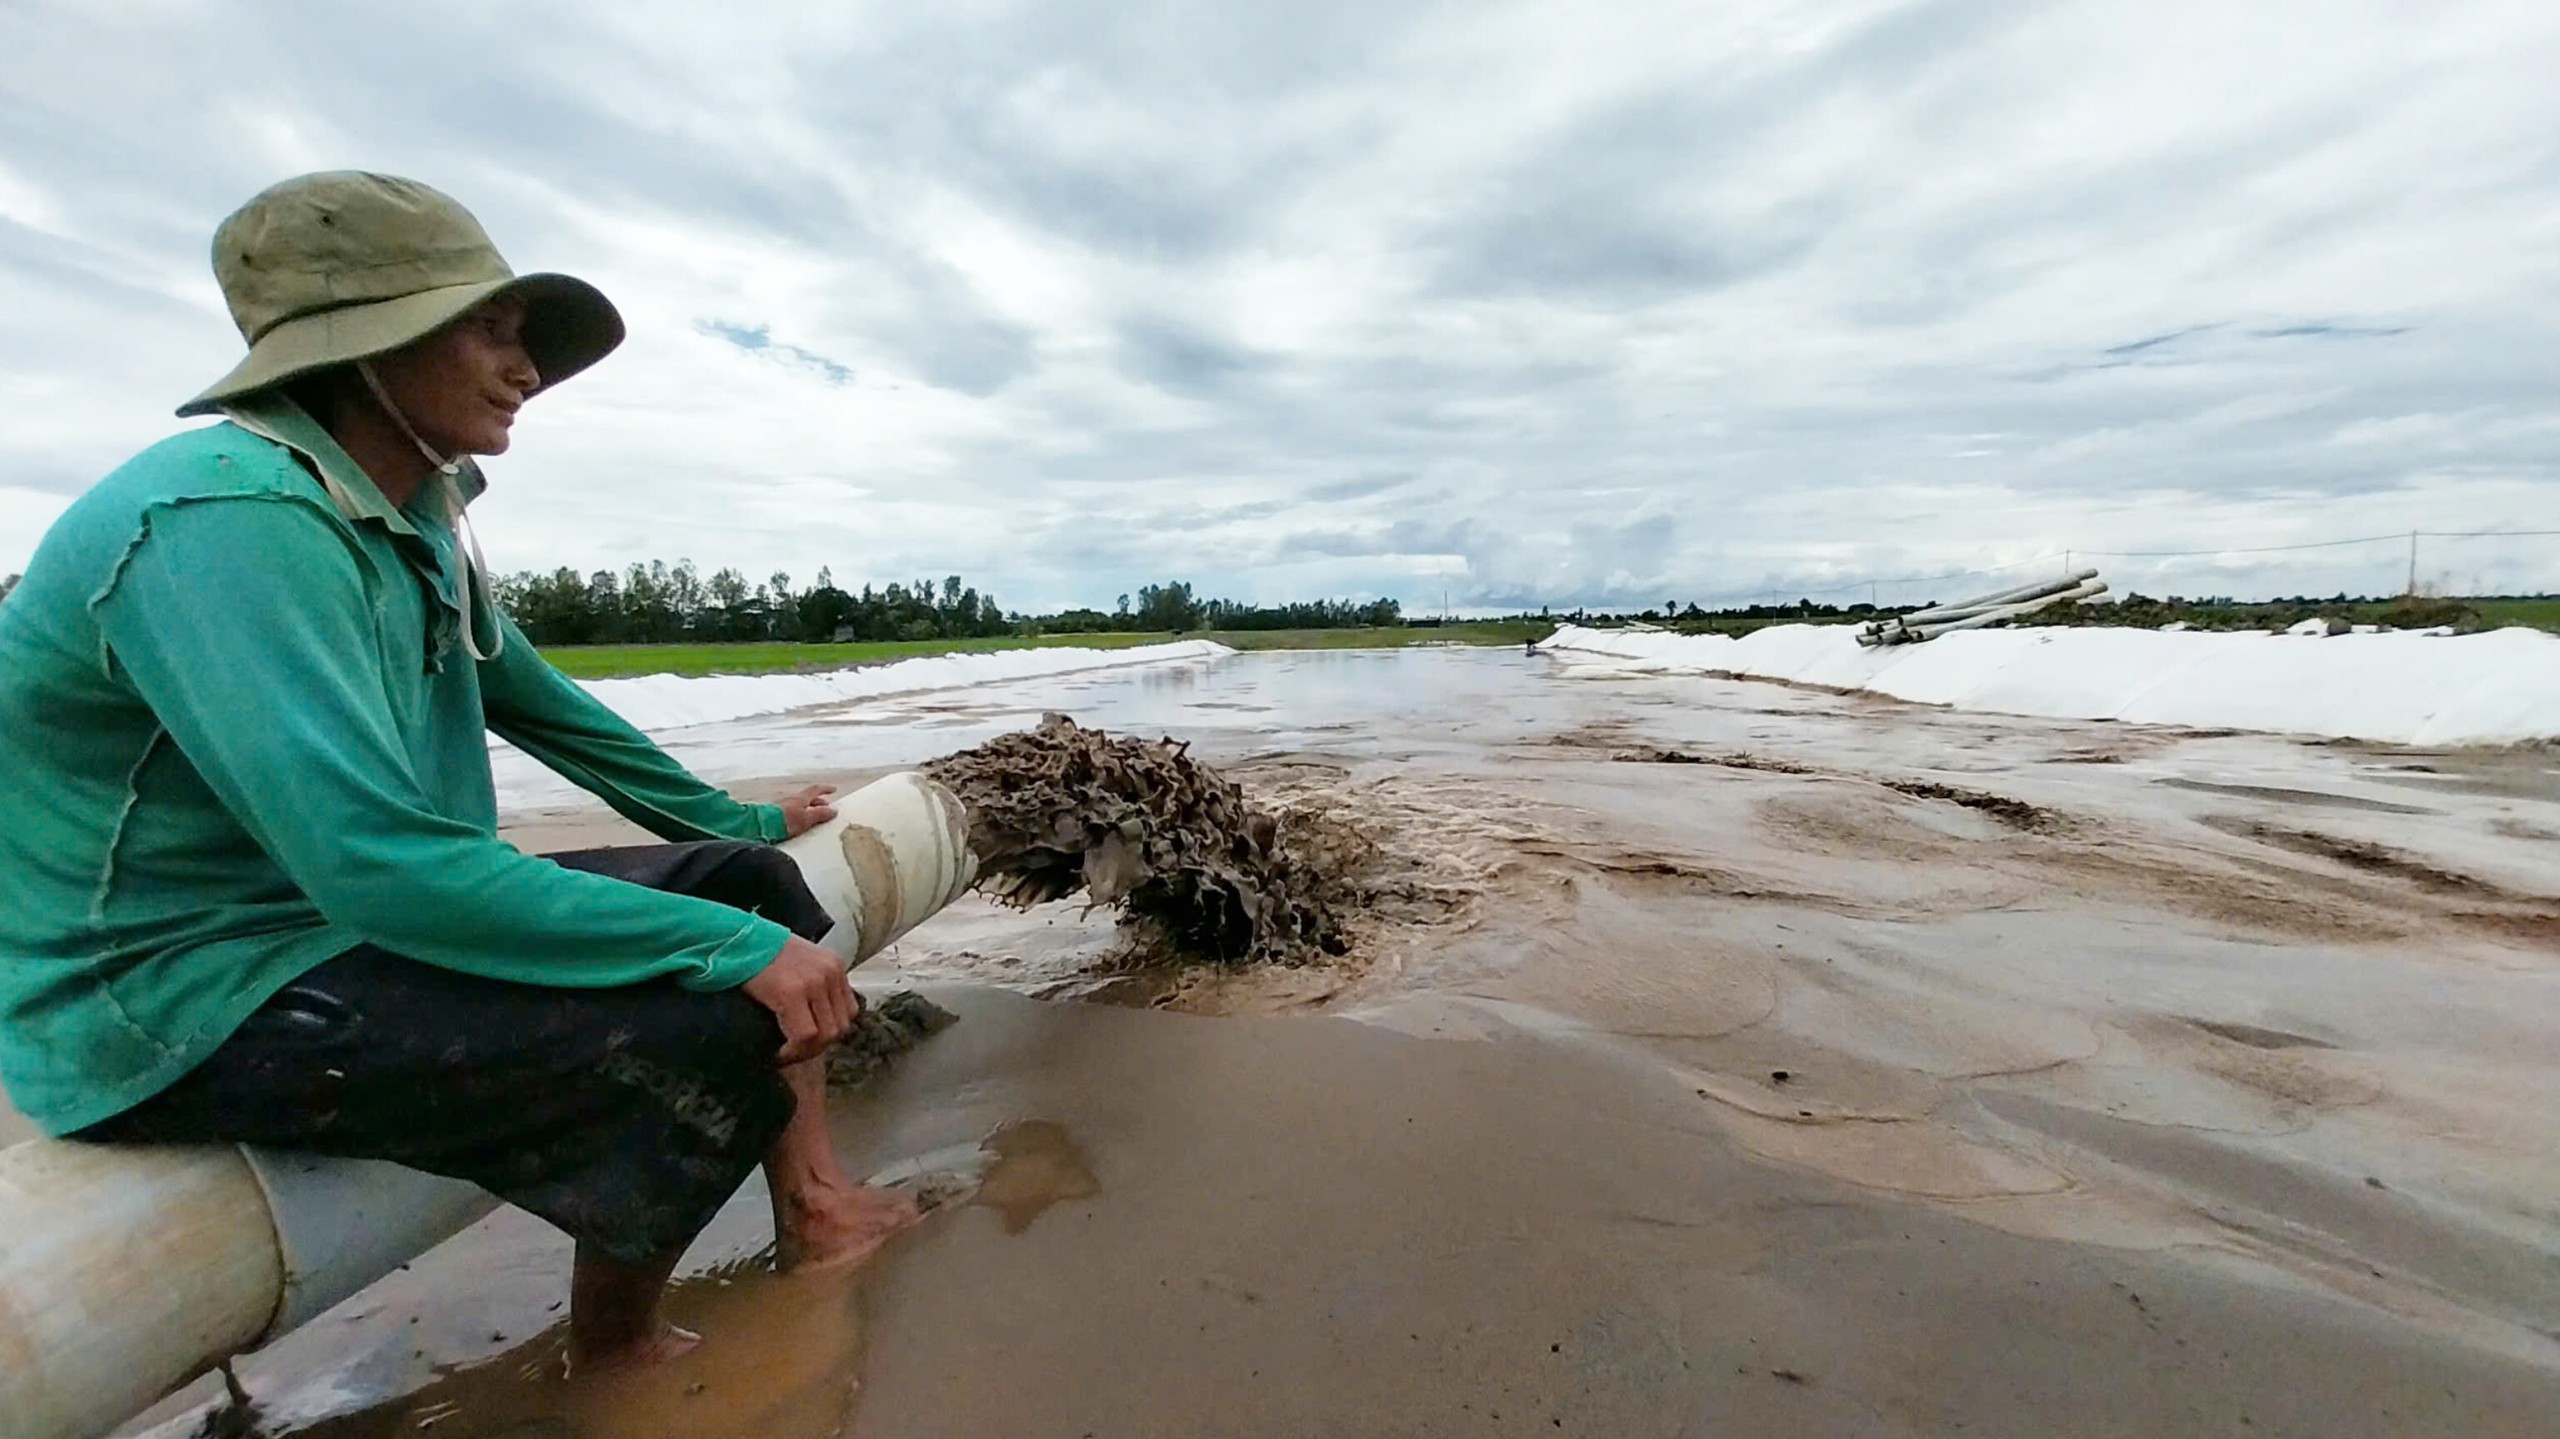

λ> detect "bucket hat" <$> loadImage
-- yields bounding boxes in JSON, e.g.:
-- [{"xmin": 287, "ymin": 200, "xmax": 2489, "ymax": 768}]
[{"xmin": 177, "ymin": 171, "xmax": 624, "ymax": 417}]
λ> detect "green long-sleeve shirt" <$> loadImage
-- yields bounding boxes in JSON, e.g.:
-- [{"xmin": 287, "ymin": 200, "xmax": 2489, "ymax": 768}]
[{"xmin": 0, "ymin": 396, "xmax": 792, "ymax": 1136}]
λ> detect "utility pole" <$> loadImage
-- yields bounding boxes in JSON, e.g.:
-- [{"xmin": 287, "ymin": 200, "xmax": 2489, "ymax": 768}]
[{"xmin": 2406, "ymin": 530, "xmax": 2418, "ymax": 596}]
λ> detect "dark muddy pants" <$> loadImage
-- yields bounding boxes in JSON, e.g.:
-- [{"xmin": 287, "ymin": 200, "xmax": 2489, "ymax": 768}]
[{"xmin": 78, "ymin": 841, "xmax": 833, "ymax": 1263}]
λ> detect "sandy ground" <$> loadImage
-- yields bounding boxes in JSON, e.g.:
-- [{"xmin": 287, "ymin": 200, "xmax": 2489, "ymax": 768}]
[{"xmin": 103, "ymin": 649, "xmax": 2560, "ymax": 1434}]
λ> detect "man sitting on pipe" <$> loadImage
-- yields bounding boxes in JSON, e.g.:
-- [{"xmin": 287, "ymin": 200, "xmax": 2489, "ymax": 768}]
[{"xmin": 0, "ymin": 172, "xmax": 919, "ymax": 1372}]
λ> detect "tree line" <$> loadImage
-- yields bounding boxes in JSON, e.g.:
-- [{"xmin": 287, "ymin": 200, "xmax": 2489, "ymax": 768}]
[
  {"xmin": 1035, "ymin": 582, "xmax": 1400, "ymax": 635},
  {"xmin": 495, "ymin": 564, "xmax": 1011, "ymax": 646},
  {"xmin": 490, "ymin": 564, "xmax": 1403, "ymax": 646}
]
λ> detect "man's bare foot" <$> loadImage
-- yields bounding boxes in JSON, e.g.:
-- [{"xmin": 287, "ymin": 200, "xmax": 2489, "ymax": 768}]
[
  {"xmin": 775, "ymin": 1182, "xmax": 922, "ymax": 1274},
  {"xmin": 566, "ymin": 1322, "xmax": 701, "ymax": 1377}
]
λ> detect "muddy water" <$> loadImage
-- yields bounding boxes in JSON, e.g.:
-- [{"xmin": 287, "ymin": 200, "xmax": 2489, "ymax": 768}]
[
  {"xmin": 869, "ymin": 649, "xmax": 2560, "ymax": 1335},
  {"xmin": 921, "ymin": 714, "xmax": 1357, "ymax": 963},
  {"xmin": 130, "ymin": 648, "xmax": 2560, "ymax": 1435}
]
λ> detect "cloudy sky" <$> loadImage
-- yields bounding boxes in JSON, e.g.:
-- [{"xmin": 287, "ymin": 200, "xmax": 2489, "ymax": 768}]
[{"xmin": 5, "ymin": 0, "xmax": 2557, "ymax": 612}]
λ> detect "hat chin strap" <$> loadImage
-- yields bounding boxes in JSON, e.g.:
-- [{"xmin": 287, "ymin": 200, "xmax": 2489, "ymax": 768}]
[
  {"xmin": 354, "ymin": 360, "xmax": 462, "ymax": 476},
  {"xmin": 355, "ymin": 360, "xmax": 504, "ymax": 663}
]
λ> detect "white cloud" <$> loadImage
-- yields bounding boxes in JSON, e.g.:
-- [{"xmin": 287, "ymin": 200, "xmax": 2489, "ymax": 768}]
[{"xmin": 3, "ymin": 0, "xmax": 2558, "ymax": 607}]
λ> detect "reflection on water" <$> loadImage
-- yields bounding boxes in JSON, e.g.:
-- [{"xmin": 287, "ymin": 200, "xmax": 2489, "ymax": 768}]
[
  {"xmin": 495, "ymin": 648, "xmax": 1574, "ymax": 810},
  {"xmin": 973, "ymin": 1119, "xmax": 1099, "ymax": 1235}
]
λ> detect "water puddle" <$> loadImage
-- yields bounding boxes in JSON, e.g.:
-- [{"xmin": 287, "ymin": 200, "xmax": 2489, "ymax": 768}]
[
  {"xmin": 275, "ymin": 1255, "xmax": 866, "ymax": 1439},
  {"xmin": 243, "ymin": 1120, "xmax": 1094, "ymax": 1439},
  {"xmin": 972, "ymin": 1119, "xmax": 1099, "ymax": 1234}
]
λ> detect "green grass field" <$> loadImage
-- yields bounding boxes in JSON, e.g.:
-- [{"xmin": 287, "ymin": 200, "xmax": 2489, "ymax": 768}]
[
  {"xmin": 2008, "ymin": 593, "xmax": 2560, "ymax": 636},
  {"xmin": 2470, "ymin": 597, "xmax": 2560, "ymax": 630},
  {"xmin": 540, "ymin": 621, "xmax": 1549, "ymax": 679}
]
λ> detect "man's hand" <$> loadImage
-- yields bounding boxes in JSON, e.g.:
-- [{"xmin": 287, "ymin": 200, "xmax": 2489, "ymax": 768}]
[
  {"xmin": 778, "ymin": 783, "xmax": 838, "ymax": 838},
  {"xmin": 740, "ymin": 936, "xmax": 856, "ymax": 1065}
]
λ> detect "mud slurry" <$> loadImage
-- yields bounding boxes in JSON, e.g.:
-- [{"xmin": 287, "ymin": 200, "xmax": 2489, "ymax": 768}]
[
  {"xmin": 1606, "ymin": 738, "xmax": 2063, "ymax": 832},
  {"xmin": 824, "ymin": 992, "xmax": 959, "ymax": 1090},
  {"xmin": 922, "ymin": 714, "xmax": 1366, "ymax": 966}
]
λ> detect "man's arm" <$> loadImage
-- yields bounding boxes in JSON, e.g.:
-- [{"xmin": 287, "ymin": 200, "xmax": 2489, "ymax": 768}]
[
  {"xmin": 477, "ymin": 610, "xmax": 794, "ymax": 844},
  {"xmin": 93, "ymin": 496, "xmax": 789, "ymax": 992}
]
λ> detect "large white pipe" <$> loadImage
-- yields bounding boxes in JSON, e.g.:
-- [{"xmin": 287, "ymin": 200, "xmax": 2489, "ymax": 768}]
[
  {"xmin": 0, "ymin": 1140, "xmax": 281, "ymax": 1439},
  {"xmin": 0, "ymin": 1132, "xmax": 497, "ymax": 1439},
  {"xmin": 0, "ymin": 772, "xmax": 980, "ymax": 1439},
  {"xmin": 781, "ymin": 771, "xmax": 978, "ymax": 963}
]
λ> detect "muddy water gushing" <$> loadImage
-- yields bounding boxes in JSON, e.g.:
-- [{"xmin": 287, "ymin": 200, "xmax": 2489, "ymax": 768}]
[{"xmin": 922, "ymin": 714, "xmax": 1365, "ymax": 966}]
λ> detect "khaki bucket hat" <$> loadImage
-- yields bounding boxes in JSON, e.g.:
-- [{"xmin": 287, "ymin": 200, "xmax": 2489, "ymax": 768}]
[{"xmin": 177, "ymin": 171, "xmax": 624, "ymax": 417}]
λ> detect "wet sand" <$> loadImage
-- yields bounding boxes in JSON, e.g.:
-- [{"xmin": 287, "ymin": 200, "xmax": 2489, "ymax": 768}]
[{"xmin": 117, "ymin": 650, "xmax": 2560, "ymax": 1434}]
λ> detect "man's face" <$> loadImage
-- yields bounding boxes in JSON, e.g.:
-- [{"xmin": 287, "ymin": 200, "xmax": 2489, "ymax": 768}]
[{"xmin": 372, "ymin": 293, "xmax": 542, "ymax": 458}]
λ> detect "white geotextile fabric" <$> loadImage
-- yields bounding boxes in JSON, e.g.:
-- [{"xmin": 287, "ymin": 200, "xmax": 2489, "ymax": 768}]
[
  {"xmin": 571, "ymin": 640, "xmax": 1233, "ymax": 733},
  {"xmin": 1537, "ymin": 623, "xmax": 2560, "ymax": 746}
]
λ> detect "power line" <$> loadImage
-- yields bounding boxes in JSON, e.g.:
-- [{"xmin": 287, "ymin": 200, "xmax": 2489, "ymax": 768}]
[
  {"xmin": 1655, "ymin": 527, "xmax": 2556, "ymax": 612},
  {"xmin": 2079, "ymin": 532, "xmax": 2410, "ymax": 558},
  {"xmin": 1669, "ymin": 558, "xmax": 2049, "ymax": 610},
  {"xmin": 2081, "ymin": 528, "xmax": 2560, "ymax": 560}
]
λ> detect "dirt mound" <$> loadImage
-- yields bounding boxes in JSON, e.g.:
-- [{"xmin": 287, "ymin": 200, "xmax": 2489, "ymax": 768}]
[
  {"xmin": 2207, "ymin": 818, "xmax": 2497, "ymax": 895},
  {"xmin": 825, "ymin": 990, "xmax": 960, "ymax": 1089},
  {"xmin": 1611, "ymin": 745, "xmax": 1814, "ymax": 775},
  {"xmin": 1879, "ymin": 779, "xmax": 2062, "ymax": 833},
  {"xmin": 2184, "ymin": 1017, "xmax": 2337, "ymax": 1051},
  {"xmin": 1597, "ymin": 740, "xmax": 2058, "ymax": 830},
  {"xmin": 923, "ymin": 715, "xmax": 1357, "ymax": 965}
]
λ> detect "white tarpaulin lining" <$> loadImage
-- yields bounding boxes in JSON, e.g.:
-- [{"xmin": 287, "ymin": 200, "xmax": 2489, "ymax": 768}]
[
  {"xmin": 1537, "ymin": 623, "xmax": 2560, "ymax": 747},
  {"xmin": 559, "ymin": 640, "xmax": 1234, "ymax": 734}
]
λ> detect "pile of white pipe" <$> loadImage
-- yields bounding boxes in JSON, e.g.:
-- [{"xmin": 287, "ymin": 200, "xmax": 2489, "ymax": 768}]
[
  {"xmin": 1858, "ymin": 569, "xmax": 2107, "ymax": 646},
  {"xmin": 0, "ymin": 772, "xmax": 978, "ymax": 1439}
]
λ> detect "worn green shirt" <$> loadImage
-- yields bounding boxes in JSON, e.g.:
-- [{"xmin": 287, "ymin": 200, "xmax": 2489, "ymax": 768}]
[{"xmin": 0, "ymin": 397, "xmax": 793, "ymax": 1136}]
